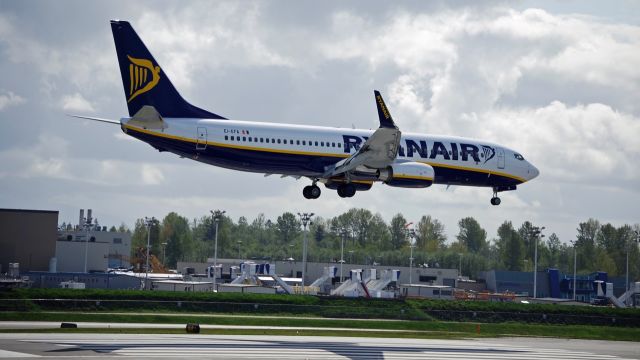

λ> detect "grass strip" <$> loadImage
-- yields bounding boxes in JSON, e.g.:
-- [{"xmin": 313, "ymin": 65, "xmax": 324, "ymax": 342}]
[{"xmin": 2, "ymin": 311, "xmax": 639, "ymax": 342}]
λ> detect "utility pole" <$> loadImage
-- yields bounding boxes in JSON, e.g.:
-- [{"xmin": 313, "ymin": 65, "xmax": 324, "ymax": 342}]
[
  {"xmin": 408, "ymin": 228, "xmax": 416, "ymax": 284},
  {"xmin": 210, "ymin": 210, "xmax": 225, "ymax": 293},
  {"xmin": 572, "ymin": 240, "xmax": 577, "ymax": 301},
  {"xmin": 340, "ymin": 229, "xmax": 347, "ymax": 283},
  {"xmin": 144, "ymin": 217, "xmax": 157, "ymax": 290},
  {"xmin": 531, "ymin": 226, "xmax": 545, "ymax": 298},
  {"xmin": 297, "ymin": 212, "xmax": 314, "ymax": 291}
]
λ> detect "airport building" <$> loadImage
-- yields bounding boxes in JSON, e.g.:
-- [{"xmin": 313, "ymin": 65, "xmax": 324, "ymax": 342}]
[
  {"xmin": 177, "ymin": 258, "xmax": 459, "ymax": 289},
  {"xmin": 1, "ymin": 208, "xmax": 130, "ymax": 276},
  {"xmin": 478, "ymin": 269, "xmax": 629, "ymax": 302},
  {"xmin": 55, "ymin": 209, "xmax": 132, "ymax": 272},
  {"xmin": 0, "ymin": 208, "xmax": 58, "ymax": 273}
]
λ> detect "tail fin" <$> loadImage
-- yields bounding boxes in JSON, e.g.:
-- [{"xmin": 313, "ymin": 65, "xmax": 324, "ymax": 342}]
[{"xmin": 110, "ymin": 20, "xmax": 226, "ymax": 119}]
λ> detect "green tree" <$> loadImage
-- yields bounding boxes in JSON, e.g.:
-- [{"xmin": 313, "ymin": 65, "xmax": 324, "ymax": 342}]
[
  {"xmin": 547, "ymin": 233, "xmax": 561, "ymax": 268},
  {"xmin": 276, "ymin": 212, "xmax": 301, "ymax": 246},
  {"xmin": 576, "ymin": 219, "xmax": 600, "ymax": 272},
  {"xmin": 456, "ymin": 217, "xmax": 487, "ymax": 252},
  {"xmin": 416, "ymin": 215, "xmax": 446, "ymax": 252},
  {"xmin": 496, "ymin": 221, "xmax": 524, "ymax": 271},
  {"xmin": 388, "ymin": 213, "xmax": 408, "ymax": 250},
  {"xmin": 160, "ymin": 212, "xmax": 191, "ymax": 267}
]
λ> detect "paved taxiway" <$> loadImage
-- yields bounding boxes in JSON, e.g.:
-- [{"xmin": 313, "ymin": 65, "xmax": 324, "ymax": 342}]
[{"xmin": 0, "ymin": 333, "xmax": 638, "ymax": 359}]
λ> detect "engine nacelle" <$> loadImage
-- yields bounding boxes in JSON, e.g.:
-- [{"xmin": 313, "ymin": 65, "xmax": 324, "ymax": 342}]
[{"xmin": 385, "ymin": 162, "xmax": 434, "ymax": 188}]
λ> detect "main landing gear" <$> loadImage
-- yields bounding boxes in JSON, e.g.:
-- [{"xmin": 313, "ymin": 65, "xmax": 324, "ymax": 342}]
[
  {"xmin": 336, "ymin": 183, "xmax": 356, "ymax": 198},
  {"xmin": 303, "ymin": 183, "xmax": 321, "ymax": 199},
  {"xmin": 490, "ymin": 188, "xmax": 501, "ymax": 206}
]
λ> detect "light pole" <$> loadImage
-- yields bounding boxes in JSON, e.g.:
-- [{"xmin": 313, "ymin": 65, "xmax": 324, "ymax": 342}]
[
  {"xmin": 532, "ymin": 226, "xmax": 545, "ymax": 298},
  {"xmin": 297, "ymin": 212, "xmax": 314, "ymax": 290},
  {"xmin": 409, "ymin": 228, "xmax": 416, "ymax": 284},
  {"xmin": 82, "ymin": 214, "xmax": 92, "ymax": 273},
  {"xmin": 144, "ymin": 217, "xmax": 157, "ymax": 290},
  {"xmin": 340, "ymin": 229, "xmax": 347, "ymax": 283},
  {"xmin": 572, "ymin": 240, "xmax": 577, "ymax": 301},
  {"xmin": 237, "ymin": 240, "xmax": 242, "ymax": 261},
  {"xmin": 628, "ymin": 230, "xmax": 640, "ymax": 296},
  {"xmin": 459, "ymin": 253, "xmax": 463, "ymax": 278},
  {"xmin": 161, "ymin": 242, "xmax": 167, "ymax": 266},
  {"xmin": 210, "ymin": 210, "xmax": 225, "ymax": 292}
]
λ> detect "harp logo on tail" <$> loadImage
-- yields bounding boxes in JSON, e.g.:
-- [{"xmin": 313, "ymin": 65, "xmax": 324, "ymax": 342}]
[{"xmin": 127, "ymin": 55, "xmax": 160, "ymax": 103}]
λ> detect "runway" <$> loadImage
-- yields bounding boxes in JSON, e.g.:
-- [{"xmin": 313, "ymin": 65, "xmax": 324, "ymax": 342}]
[{"xmin": 0, "ymin": 333, "xmax": 637, "ymax": 359}]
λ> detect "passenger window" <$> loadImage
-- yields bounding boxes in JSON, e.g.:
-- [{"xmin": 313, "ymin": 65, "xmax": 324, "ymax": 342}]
[
  {"xmin": 248, "ymin": 137, "xmax": 252, "ymax": 142},
  {"xmin": 225, "ymin": 135, "xmax": 228, "ymax": 140},
  {"xmin": 230, "ymin": 136, "xmax": 234, "ymax": 141},
  {"xmin": 302, "ymin": 140, "xmax": 306, "ymax": 145},
  {"xmin": 315, "ymin": 141, "xmax": 318, "ymax": 146},
  {"xmin": 296, "ymin": 140, "xmax": 300, "ymax": 145},
  {"xmin": 332, "ymin": 142, "xmax": 335, "ymax": 147},
  {"xmin": 260, "ymin": 138, "xmax": 264, "ymax": 143},
  {"xmin": 277, "ymin": 139, "xmax": 281, "ymax": 144},
  {"xmin": 290, "ymin": 139, "xmax": 293, "ymax": 144},
  {"xmin": 338, "ymin": 143, "xmax": 341, "ymax": 148},
  {"xmin": 243, "ymin": 137, "xmax": 246, "ymax": 141}
]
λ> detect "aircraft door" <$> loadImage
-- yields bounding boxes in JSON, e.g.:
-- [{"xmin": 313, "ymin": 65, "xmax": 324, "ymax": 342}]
[
  {"xmin": 196, "ymin": 127, "xmax": 207, "ymax": 150},
  {"xmin": 497, "ymin": 148, "xmax": 505, "ymax": 169}
]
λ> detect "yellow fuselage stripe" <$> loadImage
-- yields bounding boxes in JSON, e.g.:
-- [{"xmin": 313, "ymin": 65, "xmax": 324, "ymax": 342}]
[{"xmin": 124, "ymin": 124, "xmax": 525, "ymax": 183}]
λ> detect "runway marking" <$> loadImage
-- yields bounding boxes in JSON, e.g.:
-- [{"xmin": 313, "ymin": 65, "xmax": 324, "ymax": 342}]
[
  {"xmin": 19, "ymin": 338, "xmax": 631, "ymax": 359},
  {"xmin": 0, "ymin": 349, "xmax": 40, "ymax": 358}
]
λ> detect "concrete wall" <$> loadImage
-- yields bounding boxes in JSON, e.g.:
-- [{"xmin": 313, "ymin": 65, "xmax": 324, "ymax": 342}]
[
  {"xmin": 58, "ymin": 230, "xmax": 131, "ymax": 269},
  {"xmin": 55, "ymin": 240, "xmax": 109, "ymax": 272},
  {"xmin": 0, "ymin": 209, "xmax": 58, "ymax": 272}
]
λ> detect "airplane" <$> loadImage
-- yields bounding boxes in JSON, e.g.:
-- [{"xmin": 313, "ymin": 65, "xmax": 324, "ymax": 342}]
[{"xmin": 74, "ymin": 20, "xmax": 539, "ymax": 205}]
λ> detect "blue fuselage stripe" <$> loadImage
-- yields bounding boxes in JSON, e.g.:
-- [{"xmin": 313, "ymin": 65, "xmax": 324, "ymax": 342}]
[{"xmin": 127, "ymin": 127, "xmax": 522, "ymax": 188}]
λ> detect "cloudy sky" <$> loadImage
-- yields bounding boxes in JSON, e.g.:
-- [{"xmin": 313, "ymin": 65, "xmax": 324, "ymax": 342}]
[{"xmin": 0, "ymin": 0, "xmax": 638, "ymax": 244}]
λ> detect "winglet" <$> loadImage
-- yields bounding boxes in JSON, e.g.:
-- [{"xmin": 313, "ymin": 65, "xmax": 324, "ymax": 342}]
[{"xmin": 374, "ymin": 90, "xmax": 397, "ymax": 129}]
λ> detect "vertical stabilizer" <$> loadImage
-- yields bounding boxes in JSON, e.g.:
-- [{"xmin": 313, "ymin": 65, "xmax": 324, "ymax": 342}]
[{"xmin": 110, "ymin": 20, "xmax": 226, "ymax": 119}]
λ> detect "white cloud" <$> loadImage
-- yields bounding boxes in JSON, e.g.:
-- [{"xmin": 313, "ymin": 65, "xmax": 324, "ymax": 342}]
[
  {"xmin": 141, "ymin": 164, "xmax": 165, "ymax": 185},
  {"xmin": 0, "ymin": 90, "xmax": 25, "ymax": 110},
  {"xmin": 61, "ymin": 93, "xmax": 95, "ymax": 113}
]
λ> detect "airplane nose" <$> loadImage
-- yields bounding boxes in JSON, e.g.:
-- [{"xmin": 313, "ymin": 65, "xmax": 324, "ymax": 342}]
[{"xmin": 528, "ymin": 163, "xmax": 540, "ymax": 180}]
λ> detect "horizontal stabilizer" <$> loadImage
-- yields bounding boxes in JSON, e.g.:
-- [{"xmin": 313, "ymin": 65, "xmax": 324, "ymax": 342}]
[{"xmin": 68, "ymin": 115, "xmax": 120, "ymax": 125}]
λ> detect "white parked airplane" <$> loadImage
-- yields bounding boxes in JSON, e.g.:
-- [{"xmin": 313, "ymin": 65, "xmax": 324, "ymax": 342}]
[{"xmin": 75, "ymin": 21, "xmax": 539, "ymax": 205}]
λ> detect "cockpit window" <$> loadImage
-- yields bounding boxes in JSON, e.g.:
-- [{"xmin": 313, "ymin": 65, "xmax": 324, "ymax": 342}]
[{"xmin": 514, "ymin": 153, "xmax": 525, "ymax": 161}]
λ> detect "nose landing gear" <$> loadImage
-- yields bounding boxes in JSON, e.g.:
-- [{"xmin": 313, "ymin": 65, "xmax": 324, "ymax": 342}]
[
  {"xmin": 303, "ymin": 182, "xmax": 321, "ymax": 199},
  {"xmin": 490, "ymin": 186, "xmax": 505, "ymax": 206}
]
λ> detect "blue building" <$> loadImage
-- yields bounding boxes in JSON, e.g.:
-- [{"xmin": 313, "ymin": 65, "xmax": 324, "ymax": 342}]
[{"xmin": 479, "ymin": 269, "xmax": 627, "ymax": 302}]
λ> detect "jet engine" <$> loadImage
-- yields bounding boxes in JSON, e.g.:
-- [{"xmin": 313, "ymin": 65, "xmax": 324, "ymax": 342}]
[{"xmin": 384, "ymin": 162, "xmax": 434, "ymax": 188}]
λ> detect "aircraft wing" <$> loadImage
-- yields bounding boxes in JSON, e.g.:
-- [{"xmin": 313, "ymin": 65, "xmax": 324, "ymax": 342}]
[{"xmin": 324, "ymin": 91, "xmax": 401, "ymax": 177}]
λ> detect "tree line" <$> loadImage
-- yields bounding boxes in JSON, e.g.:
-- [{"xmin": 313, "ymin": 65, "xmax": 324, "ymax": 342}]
[{"xmin": 123, "ymin": 209, "xmax": 639, "ymax": 281}]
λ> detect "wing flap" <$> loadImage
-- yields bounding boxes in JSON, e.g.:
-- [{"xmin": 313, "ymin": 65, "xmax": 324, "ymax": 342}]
[{"xmin": 324, "ymin": 91, "xmax": 401, "ymax": 177}]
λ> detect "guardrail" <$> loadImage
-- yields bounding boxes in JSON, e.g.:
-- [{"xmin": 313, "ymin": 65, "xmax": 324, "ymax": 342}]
[
  {"xmin": 423, "ymin": 309, "xmax": 639, "ymax": 327},
  {"xmin": 0, "ymin": 298, "xmax": 418, "ymax": 320}
]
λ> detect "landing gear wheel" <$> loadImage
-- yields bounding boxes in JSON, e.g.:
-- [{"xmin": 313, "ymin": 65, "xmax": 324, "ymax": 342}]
[
  {"xmin": 490, "ymin": 197, "xmax": 501, "ymax": 206},
  {"xmin": 338, "ymin": 184, "xmax": 356, "ymax": 198},
  {"xmin": 303, "ymin": 185, "xmax": 321, "ymax": 199}
]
